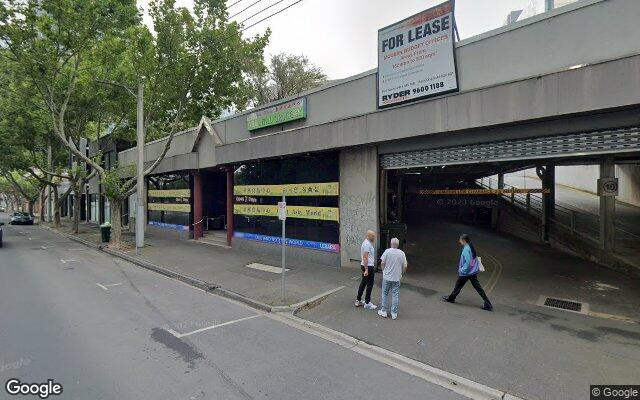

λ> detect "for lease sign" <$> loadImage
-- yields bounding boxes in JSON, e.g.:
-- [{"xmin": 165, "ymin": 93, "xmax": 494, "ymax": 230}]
[{"xmin": 377, "ymin": 1, "xmax": 458, "ymax": 108}]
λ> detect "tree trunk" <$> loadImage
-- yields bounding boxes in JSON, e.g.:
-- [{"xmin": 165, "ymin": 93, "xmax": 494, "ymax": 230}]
[
  {"xmin": 53, "ymin": 185, "xmax": 61, "ymax": 227},
  {"xmin": 28, "ymin": 200, "xmax": 35, "ymax": 217},
  {"xmin": 39, "ymin": 190, "xmax": 46, "ymax": 221},
  {"xmin": 73, "ymin": 191, "xmax": 81, "ymax": 234},
  {"xmin": 109, "ymin": 198, "xmax": 122, "ymax": 246}
]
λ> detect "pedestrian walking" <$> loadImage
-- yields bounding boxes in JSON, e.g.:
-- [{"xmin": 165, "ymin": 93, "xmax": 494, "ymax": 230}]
[
  {"xmin": 355, "ymin": 230, "xmax": 377, "ymax": 310},
  {"xmin": 377, "ymin": 238, "xmax": 407, "ymax": 320},
  {"xmin": 442, "ymin": 234, "xmax": 493, "ymax": 311}
]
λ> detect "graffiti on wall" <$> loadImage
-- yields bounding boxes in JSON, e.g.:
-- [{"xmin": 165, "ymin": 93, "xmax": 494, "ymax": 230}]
[{"xmin": 341, "ymin": 191, "xmax": 377, "ymax": 260}]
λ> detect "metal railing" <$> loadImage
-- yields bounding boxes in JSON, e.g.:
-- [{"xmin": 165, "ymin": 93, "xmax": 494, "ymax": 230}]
[
  {"xmin": 478, "ymin": 178, "xmax": 598, "ymax": 241},
  {"xmin": 478, "ymin": 178, "xmax": 640, "ymax": 249}
]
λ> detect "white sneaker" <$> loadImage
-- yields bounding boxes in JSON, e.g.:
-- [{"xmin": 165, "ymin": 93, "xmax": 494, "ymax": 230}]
[
  {"xmin": 377, "ymin": 309, "xmax": 387, "ymax": 318},
  {"xmin": 391, "ymin": 313, "xmax": 398, "ymax": 320},
  {"xmin": 364, "ymin": 302, "xmax": 378, "ymax": 310},
  {"xmin": 354, "ymin": 300, "xmax": 364, "ymax": 307}
]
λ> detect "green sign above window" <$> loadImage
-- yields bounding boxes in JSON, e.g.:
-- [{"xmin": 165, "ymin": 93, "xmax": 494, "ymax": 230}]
[{"xmin": 247, "ymin": 97, "xmax": 306, "ymax": 131}]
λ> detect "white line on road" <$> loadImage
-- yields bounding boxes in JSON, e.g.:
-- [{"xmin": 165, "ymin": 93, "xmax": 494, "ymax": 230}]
[
  {"xmin": 168, "ymin": 314, "xmax": 262, "ymax": 338},
  {"xmin": 60, "ymin": 259, "xmax": 78, "ymax": 264},
  {"xmin": 96, "ymin": 283, "xmax": 123, "ymax": 291}
]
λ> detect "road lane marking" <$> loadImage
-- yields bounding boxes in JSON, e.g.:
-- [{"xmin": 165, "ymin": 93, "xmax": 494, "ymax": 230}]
[
  {"xmin": 168, "ymin": 314, "xmax": 262, "ymax": 338},
  {"xmin": 483, "ymin": 253, "xmax": 503, "ymax": 294},
  {"xmin": 96, "ymin": 283, "xmax": 123, "ymax": 291},
  {"xmin": 60, "ymin": 259, "xmax": 78, "ymax": 264}
]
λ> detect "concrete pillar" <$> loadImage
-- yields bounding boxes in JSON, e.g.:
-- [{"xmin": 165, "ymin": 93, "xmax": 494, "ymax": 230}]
[
  {"xmin": 544, "ymin": 165, "xmax": 555, "ymax": 219},
  {"xmin": 491, "ymin": 174, "xmax": 505, "ymax": 230},
  {"xmin": 396, "ymin": 175, "xmax": 403, "ymax": 222},
  {"xmin": 192, "ymin": 171, "xmax": 203, "ymax": 240},
  {"xmin": 599, "ymin": 158, "xmax": 616, "ymax": 252},
  {"xmin": 379, "ymin": 169, "xmax": 388, "ymax": 225},
  {"xmin": 226, "ymin": 167, "xmax": 234, "ymax": 247},
  {"xmin": 339, "ymin": 146, "xmax": 379, "ymax": 268}
]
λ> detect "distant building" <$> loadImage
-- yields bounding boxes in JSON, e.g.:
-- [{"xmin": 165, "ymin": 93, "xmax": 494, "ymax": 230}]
[
  {"xmin": 503, "ymin": 10, "xmax": 523, "ymax": 26},
  {"xmin": 516, "ymin": 0, "xmax": 580, "ymax": 22}
]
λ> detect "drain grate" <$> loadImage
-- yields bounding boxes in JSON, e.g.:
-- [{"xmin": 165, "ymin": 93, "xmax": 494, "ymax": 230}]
[{"xmin": 543, "ymin": 297, "xmax": 582, "ymax": 312}]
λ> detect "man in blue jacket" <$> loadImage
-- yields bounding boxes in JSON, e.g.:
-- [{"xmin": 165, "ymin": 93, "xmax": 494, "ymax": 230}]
[{"xmin": 442, "ymin": 234, "xmax": 493, "ymax": 311}]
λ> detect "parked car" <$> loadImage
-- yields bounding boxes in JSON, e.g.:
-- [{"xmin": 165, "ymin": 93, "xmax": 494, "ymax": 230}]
[
  {"xmin": 0, "ymin": 222, "xmax": 4, "ymax": 247},
  {"xmin": 9, "ymin": 212, "xmax": 34, "ymax": 225}
]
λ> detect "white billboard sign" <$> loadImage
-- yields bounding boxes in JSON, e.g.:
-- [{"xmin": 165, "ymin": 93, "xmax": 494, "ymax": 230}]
[{"xmin": 377, "ymin": 1, "xmax": 458, "ymax": 108}]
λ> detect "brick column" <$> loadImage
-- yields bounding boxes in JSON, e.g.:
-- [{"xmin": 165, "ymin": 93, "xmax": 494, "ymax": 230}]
[
  {"xmin": 193, "ymin": 171, "xmax": 203, "ymax": 240},
  {"xmin": 226, "ymin": 166, "xmax": 234, "ymax": 247}
]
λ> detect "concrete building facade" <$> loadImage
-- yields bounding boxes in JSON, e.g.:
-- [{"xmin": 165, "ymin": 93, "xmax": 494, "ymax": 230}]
[{"xmin": 104, "ymin": 0, "xmax": 640, "ymax": 268}]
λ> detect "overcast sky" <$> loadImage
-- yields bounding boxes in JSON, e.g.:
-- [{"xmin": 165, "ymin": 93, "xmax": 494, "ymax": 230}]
[{"xmin": 139, "ymin": 0, "xmax": 534, "ymax": 79}]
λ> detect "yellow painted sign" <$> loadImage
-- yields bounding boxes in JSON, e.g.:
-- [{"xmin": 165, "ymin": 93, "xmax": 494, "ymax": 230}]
[
  {"xmin": 234, "ymin": 204, "xmax": 339, "ymax": 222},
  {"xmin": 234, "ymin": 182, "xmax": 339, "ymax": 197},
  {"xmin": 419, "ymin": 188, "xmax": 551, "ymax": 195},
  {"xmin": 148, "ymin": 203, "xmax": 191, "ymax": 212},
  {"xmin": 148, "ymin": 189, "xmax": 191, "ymax": 198}
]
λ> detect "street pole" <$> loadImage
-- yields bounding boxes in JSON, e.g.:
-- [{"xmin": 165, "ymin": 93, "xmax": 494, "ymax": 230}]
[
  {"xmin": 47, "ymin": 145, "xmax": 52, "ymax": 222},
  {"xmin": 281, "ymin": 194, "xmax": 286, "ymax": 302},
  {"xmin": 135, "ymin": 83, "xmax": 145, "ymax": 253}
]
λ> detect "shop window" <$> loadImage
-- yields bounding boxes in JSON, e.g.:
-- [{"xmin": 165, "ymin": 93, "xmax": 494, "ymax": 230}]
[
  {"xmin": 234, "ymin": 153, "xmax": 340, "ymax": 250},
  {"xmin": 147, "ymin": 172, "xmax": 192, "ymax": 230}
]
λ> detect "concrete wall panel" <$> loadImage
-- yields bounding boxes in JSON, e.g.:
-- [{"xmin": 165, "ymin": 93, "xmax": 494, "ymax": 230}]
[
  {"xmin": 618, "ymin": 164, "xmax": 640, "ymax": 207},
  {"xmin": 339, "ymin": 147, "xmax": 379, "ymax": 268}
]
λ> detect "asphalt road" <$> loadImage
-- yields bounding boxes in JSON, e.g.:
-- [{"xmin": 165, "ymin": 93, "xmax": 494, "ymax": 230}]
[{"xmin": 0, "ymin": 217, "xmax": 467, "ymax": 400}]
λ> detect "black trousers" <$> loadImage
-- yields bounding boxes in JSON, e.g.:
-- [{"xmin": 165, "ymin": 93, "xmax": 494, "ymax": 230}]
[
  {"xmin": 357, "ymin": 265, "xmax": 375, "ymax": 304},
  {"xmin": 448, "ymin": 274, "xmax": 492, "ymax": 306}
]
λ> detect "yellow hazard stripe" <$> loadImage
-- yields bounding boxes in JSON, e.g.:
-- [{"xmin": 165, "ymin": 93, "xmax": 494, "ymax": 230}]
[
  {"xmin": 234, "ymin": 182, "xmax": 339, "ymax": 197},
  {"xmin": 148, "ymin": 189, "xmax": 191, "ymax": 198},
  {"xmin": 148, "ymin": 203, "xmax": 191, "ymax": 212},
  {"xmin": 234, "ymin": 204, "xmax": 339, "ymax": 222},
  {"xmin": 419, "ymin": 188, "xmax": 550, "ymax": 195}
]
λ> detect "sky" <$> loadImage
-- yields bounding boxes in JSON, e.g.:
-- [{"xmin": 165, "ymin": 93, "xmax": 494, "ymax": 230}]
[{"xmin": 139, "ymin": 0, "xmax": 534, "ymax": 79}]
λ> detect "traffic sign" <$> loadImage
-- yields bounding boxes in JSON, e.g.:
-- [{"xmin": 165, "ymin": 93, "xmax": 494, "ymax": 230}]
[{"xmin": 278, "ymin": 201, "xmax": 287, "ymax": 220}]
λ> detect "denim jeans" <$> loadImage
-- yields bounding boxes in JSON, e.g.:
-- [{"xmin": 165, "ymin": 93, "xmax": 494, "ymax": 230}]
[{"xmin": 380, "ymin": 279, "xmax": 400, "ymax": 314}]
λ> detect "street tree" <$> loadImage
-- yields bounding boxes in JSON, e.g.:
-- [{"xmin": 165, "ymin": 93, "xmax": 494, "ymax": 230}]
[
  {"xmin": 249, "ymin": 52, "xmax": 327, "ymax": 105},
  {"xmin": 0, "ymin": 0, "xmax": 269, "ymax": 245}
]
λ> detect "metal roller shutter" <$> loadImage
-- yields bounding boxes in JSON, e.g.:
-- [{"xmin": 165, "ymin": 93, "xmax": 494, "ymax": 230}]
[{"xmin": 379, "ymin": 127, "xmax": 640, "ymax": 169}]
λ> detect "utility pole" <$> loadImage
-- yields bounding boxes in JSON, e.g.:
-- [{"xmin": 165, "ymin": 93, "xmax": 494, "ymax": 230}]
[
  {"xmin": 278, "ymin": 196, "xmax": 287, "ymax": 302},
  {"xmin": 135, "ymin": 83, "xmax": 145, "ymax": 252},
  {"xmin": 95, "ymin": 79, "xmax": 145, "ymax": 251},
  {"xmin": 47, "ymin": 145, "xmax": 52, "ymax": 222}
]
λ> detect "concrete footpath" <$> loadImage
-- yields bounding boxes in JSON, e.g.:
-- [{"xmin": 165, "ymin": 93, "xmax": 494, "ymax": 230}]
[
  {"xmin": 45, "ymin": 221, "xmax": 640, "ymax": 400},
  {"xmin": 45, "ymin": 221, "xmax": 356, "ymax": 310}
]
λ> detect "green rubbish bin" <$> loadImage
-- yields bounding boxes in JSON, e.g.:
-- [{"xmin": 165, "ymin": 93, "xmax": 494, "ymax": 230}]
[
  {"xmin": 100, "ymin": 223, "xmax": 111, "ymax": 243},
  {"xmin": 380, "ymin": 223, "xmax": 408, "ymax": 254}
]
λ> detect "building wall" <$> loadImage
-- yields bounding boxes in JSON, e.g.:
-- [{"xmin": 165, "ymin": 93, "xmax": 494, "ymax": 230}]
[
  {"xmin": 519, "ymin": 164, "xmax": 640, "ymax": 207},
  {"xmin": 552, "ymin": 164, "xmax": 640, "ymax": 207},
  {"xmin": 617, "ymin": 164, "xmax": 640, "ymax": 207},
  {"xmin": 117, "ymin": 0, "xmax": 640, "ymax": 172},
  {"xmin": 339, "ymin": 146, "xmax": 379, "ymax": 268},
  {"xmin": 209, "ymin": 0, "xmax": 639, "ymax": 150}
]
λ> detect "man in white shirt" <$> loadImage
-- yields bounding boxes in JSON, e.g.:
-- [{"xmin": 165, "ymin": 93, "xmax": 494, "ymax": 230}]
[
  {"xmin": 377, "ymin": 238, "xmax": 408, "ymax": 320},
  {"xmin": 355, "ymin": 230, "xmax": 378, "ymax": 310}
]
